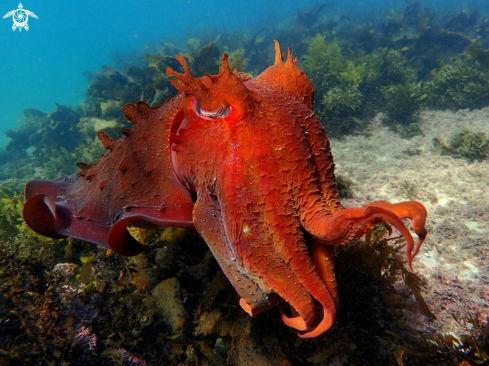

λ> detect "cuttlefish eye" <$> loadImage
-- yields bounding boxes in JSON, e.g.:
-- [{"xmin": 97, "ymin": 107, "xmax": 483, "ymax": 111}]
[{"xmin": 194, "ymin": 100, "xmax": 232, "ymax": 120}]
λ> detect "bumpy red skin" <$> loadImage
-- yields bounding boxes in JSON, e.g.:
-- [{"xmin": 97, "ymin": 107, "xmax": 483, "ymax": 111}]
[{"xmin": 23, "ymin": 41, "xmax": 427, "ymax": 338}]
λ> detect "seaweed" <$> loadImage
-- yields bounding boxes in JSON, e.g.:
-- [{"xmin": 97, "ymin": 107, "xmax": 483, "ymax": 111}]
[
  {"xmin": 4, "ymin": 108, "xmax": 49, "ymax": 159},
  {"xmin": 453, "ymin": 315, "xmax": 489, "ymax": 363},
  {"xmin": 375, "ymin": 1, "xmax": 472, "ymax": 78},
  {"xmin": 85, "ymin": 63, "xmax": 173, "ymax": 115},
  {"xmin": 381, "ymin": 81, "xmax": 426, "ymax": 137},
  {"xmin": 321, "ymin": 84, "xmax": 363, "ymax": 117},
  {"xmin": 359, "ymin": 49, "xmax": 424, "ymax": 135},
  {"xmin": 2, "ymin": 104, "xmax": 91, "ymax": 179},
  {"xmin": 301, "ymin": 37, "xmax": 425, "ymax": 137},
  {"xmin": 0, "ymin": 189, "xmax": 25, "ymax": 239},
  {"xmin": 465, "ymin": 41, "xmax": 489, "ymax": 70},
  {"xmin": 0, "ymin": 208, "xmax": 482, "ymax": 366},
  {"xmin": 190, "ymin": 42, "xmax": 221, "ymax": 77},
  {"xmin": 433, "ymin": 128, "xmax": 489, "ymax": 162},
  {"xmin": 301, "ymin": 35, "xmax": 366, "ymax": 136},
  {"xmin": 335, "ymin": 175, "xmax": 355, "ymax": 199},
  {"xmin": 362, "ymin": 47, "xmax": 418, "ymax": 100},
  {"xmin": 425, "ymin": 58, "xmax": 489, "ymax": 111}
]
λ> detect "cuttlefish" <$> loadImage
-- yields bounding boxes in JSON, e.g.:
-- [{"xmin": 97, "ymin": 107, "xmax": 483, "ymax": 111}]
[{"xmin": 23, "ymin": 41, "xmax": 427, "ymax": 338}]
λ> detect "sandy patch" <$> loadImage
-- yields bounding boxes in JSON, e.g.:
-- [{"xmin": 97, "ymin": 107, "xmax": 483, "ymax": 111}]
[{"xmin": 331, "ymin": 108, "xmax": 489, "ymax": 335}]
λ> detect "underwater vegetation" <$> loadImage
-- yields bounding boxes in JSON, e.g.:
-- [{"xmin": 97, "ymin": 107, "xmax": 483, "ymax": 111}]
[
  {"xmin": 433, "ymin": 128, "xmax": 489, "ymax": 162},
  {"xmin": 380, "ymin": 81, "xmax": 427, "ymax": 138},
  {"xmin": 0, "ymin": 190, "xmax": 24, "ymax": 238},
  {"xmin": 426, "ymin": 58, "xmax": 489, "ymax": 111},
  {"xmin": 300, "ymin": 35, "xmax": 428, "ymax": 138},
  {"xmin": 311, "ymin": 1, "xmax": 489, "ymax": 138},
  {"xmin": 5, "ymin": 105, "xmax": 83, "ymax": 161},
  {"xmin": 2, "ymin": 224, "xmax": 487, "ymax": 365},
  {"xmin": 2, "ymin": 105, "xmax": 105, "ymax": 182},
  {"xmin": 292, "ymin": 0, "xmax": 489, "ymax": 139},
  {"xmin": 1, "ymin": 1, "xmax": 489, "ymax": 364},
  {"xmin": 300, "ymin": 34, "xmax": 366, "ymax": 136},
  {"xmin": 2, "ymin": 0, "xmax": 488, "ymax": 163}
]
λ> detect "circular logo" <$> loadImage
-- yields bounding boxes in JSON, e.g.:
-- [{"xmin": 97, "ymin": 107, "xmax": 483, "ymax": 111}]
[{"xmin": 13, "ymin": 9, "xmax": 28, "ymax": 28}]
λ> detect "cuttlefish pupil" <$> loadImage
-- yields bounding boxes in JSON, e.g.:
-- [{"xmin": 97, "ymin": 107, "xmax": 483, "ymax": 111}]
[{"xmin": 194, "ymin": 101, "xmax": 231, "ymax": 119}]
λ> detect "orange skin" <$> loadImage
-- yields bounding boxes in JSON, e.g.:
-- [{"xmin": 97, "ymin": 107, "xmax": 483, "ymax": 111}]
[{"xmin": 23, "ymin": 41, "xmax": 427, "ymax": 338}]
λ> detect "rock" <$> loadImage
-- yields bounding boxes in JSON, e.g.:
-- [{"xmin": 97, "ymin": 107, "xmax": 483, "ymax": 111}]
[
  {"xmin": 194, "ymin": 308, "xmax": 222, "ymax": 336},
  {"xmin": 130, "ymin": 267, "xmax": 165, "ymax": 291},
  {"xmin": 151, "ymin": 277, "xmax": 186, "ymax": 334}
]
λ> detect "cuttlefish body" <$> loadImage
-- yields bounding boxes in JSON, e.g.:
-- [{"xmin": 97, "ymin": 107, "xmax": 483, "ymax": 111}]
[{"xmin": 23, "ymin": 41, "xmax": 427, "ymax": 338}]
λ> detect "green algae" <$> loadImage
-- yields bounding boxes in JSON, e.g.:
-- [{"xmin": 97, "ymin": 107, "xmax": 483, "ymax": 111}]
[
  {"xmin": 433, "ymin": 128, "xmax": 489, "ymax": 162},
  {"xmin": 300, "ymin": 35, "xmax": 365, "ymax": 136},
  {"xmin": 301, "ymin": 35, "xmax": 425, "ymax": 137},
  {"xmin": 426, "ymin": 58, "xmax": 489, "ymax": 111},
  {"xmin": 0, "ymin": 190, "xmax": 24, "ymax": 238},
  {"xmin": 381, "ymin": 81, "xmax": 427, "ymax": 137}
]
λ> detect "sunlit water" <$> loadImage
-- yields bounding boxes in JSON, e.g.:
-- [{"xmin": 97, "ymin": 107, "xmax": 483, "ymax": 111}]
[{"xmin": 1, "ymin": 0, "xmax": 487, "ymax": 147}]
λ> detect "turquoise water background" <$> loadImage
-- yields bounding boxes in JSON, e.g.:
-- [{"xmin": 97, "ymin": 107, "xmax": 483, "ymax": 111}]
[{"xmin": 0, "ymin": 0, "xmax": 488, "ymax": 147}]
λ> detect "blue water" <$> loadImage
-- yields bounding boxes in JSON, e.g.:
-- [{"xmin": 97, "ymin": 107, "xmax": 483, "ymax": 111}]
[{"xmin": 0, "ymin": 0, "xmax": 488, "ymax": 147}]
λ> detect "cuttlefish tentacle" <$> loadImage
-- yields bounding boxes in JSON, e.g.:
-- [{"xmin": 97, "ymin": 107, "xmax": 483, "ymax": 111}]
[
  {"xmin": 277, "ymin": 246, "xmax": 337, "ymax": 338},
  {"xmin": 367, "ymin": 200, "xmax": 428, "ymax": 257},
  {"xmin": 303, "ymin": 204, "xmax": 426, "ymax": 270}
]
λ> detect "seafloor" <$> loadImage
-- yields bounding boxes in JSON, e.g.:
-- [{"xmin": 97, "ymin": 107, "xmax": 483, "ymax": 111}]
[
  {"xmin": 333, "ymin": 108, "xmax": 489, "ymax": 338},
  {"xmin": 1, "ymin": 107, "xmax": 487, "ymax": 366}
]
